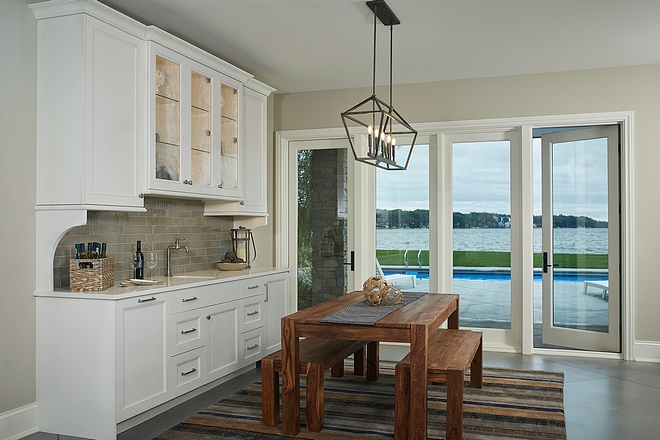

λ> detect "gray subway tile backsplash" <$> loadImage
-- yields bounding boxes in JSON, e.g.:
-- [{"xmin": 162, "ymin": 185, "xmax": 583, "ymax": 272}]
[{"xmin": 53, "ymin": 197, "xmax": 234, "ymax": 288}]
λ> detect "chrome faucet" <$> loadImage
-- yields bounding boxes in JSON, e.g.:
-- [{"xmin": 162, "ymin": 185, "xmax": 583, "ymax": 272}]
[{"xmin": 166, "ymin": 237, "xmax": 189, "ymax": 276}]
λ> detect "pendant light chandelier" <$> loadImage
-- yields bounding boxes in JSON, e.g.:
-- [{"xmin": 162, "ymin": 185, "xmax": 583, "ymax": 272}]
[{"xmin": 341, "ymin": 0, "xmax": 417, "ymax": 171}]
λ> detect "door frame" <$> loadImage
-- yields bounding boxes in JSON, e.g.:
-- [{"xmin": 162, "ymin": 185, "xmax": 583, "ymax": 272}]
[
  {"xmin": 275, "ymin": 129, "xmax": 376, "ymax": 311},
  {"xmin": 276, "ymin": 111, "xmax": 634, "ymax": 360}
]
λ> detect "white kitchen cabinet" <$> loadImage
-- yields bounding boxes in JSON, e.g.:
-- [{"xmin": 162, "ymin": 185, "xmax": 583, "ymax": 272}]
[
  {"xmin": 147, "ymin": 42, "xmax": 244, "ymax": 199},
  {"xmin": 263, "ymin": 273, "xmax": 290, "ymax": 354},
  {"xmin": 116, "ymin": 294, "xmax": 169, "ymax": 421},
  {"xmin": 203, "ymin": 79, "xmax": 275, "ymax": 219},
  {"xmin": 36, "ymin": 266, "xmax": 287, "ymax": 439},
  {"xmin": 205, "ymin": 300, "xmax": 241, "ymax": 382},
  {"xmin": 31, "ymin": 1, "xmax": 146, "ymax": 210},
  {"xmin": 32, "ymin": 0, "xmax": 275, "ymax": 214}
]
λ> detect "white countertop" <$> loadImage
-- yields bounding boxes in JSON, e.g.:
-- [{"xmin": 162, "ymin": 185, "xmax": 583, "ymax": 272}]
[{"xmin": 35, "ymin": 267, "xmax": 289, "ymax": 300}]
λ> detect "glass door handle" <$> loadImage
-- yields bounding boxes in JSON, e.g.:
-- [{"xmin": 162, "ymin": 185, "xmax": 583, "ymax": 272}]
[
  {"xmin": 542, "ymin": 252, "xmax": 553, "ymax": 273},
  {"xmin": 343, "ymin": 250, "xmax": 355, "ymax": 272}
]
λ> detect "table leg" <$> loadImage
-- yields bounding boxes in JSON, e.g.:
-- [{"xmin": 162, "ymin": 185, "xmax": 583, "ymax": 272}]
[
  {"xmin": 281, "ymin": 317, "xmax": 300, "ymax": 435},
  {"xmin": 448, "ymin": 296, "xmax": 459, "ymax": 329},
  {"xmin": 409, "ymin": 324, "xmax": 428, "ymax": 440},
  {"xmin": 367, "ymin": 341, "xmax": 380, "ymax": 381},
  {"xmin": 354, "ymin": 346, "xmax": 366, "ymax": 376}
]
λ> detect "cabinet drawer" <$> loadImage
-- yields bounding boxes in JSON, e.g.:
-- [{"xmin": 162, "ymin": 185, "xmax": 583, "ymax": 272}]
[
  {"xmin": 207, "ymin": 280, "xmax": 242, "ymax": 306},
  {"xmin": 240, "ymin": 296, "xmax": 263, "ymax": 333},
  {"xmin": 170, "ymin": 286, "xmax": 208, "ymax": 314},
  {"xmin": 242, "ymin": 278, "xmax": 264, "ymax": 298},
  {"xmin": 171, "ymin": 347, "xmax": 204, "ymax": 397},
  {"xmin": 240, "ymin": 328, "xmax": 263, "ymax": 366},
  {"xmin": 171, "ymin": 309, "xmax": 204, "ymax": 356}
]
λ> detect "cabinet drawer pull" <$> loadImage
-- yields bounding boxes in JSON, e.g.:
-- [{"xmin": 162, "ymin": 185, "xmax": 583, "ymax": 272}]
[
  {"xmin": 265, "ymin": 284, "xmax": 269, "ymax": 302},
  {"xmin": 181, "ymin": 327, "xmax": 197, "ymax": 334},
  {"xmin": 138, "ymin": 297, "xmax": 156, "ymax": 303},
  {"xmin": 247, "ymin": 310, "xmax": 259, "ymax": 316},
  {"xmin": 181, "ymin": 367, "xmax": 197, "ymax": 376},
  {"xmin": 182, "ymin": 296, "xmax": 198, "ymax": 302},
  {"xmin": 248, "ymin": 285, "xmax": 260, "ymax": 290},
  {"xmin": 246, "ymin": 343, "xmax": 259, "ymax": 351}
]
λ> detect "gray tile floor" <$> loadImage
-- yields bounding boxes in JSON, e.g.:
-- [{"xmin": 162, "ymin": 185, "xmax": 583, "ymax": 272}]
[{"xmin": 22, "ymin": 350, "xmax": 660, "ymax": 440}]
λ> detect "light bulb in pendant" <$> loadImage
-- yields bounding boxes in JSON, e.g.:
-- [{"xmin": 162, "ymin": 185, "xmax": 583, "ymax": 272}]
[
  {"xmin": 386, "ymin": 134, "xmax": 392, "ymax": 144},
  {"xmin": 367, "ymin": 125, "xmax": 373, "ymax": 135}
]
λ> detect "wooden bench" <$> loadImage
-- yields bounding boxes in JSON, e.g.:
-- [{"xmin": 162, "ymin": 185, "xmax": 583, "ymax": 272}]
[
  {"xmin": 261, "ymin": 338, "xmax": 369, "ymax": 432},
  {"xmin": 394, "ymin": 329, "xmax": 483, "ymax": 440}
]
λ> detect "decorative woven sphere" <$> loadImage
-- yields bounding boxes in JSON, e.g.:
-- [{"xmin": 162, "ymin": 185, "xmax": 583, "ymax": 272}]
[
  {"xmin": 381, "ymin": 284, "xmax": 403, "ymax": 305},
  {"xmin": 363, "ymin": 276, "xmax": 388, "ymax": 306}
]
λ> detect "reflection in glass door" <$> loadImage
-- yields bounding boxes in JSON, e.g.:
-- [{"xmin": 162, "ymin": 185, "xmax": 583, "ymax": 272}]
[
  {"xmin": 294, "ymin": 140, "xmax": 351, "ymax": 310},
  {"xmin": 538, "ymin": 126, "xmax": 620, "ymax": 352}
]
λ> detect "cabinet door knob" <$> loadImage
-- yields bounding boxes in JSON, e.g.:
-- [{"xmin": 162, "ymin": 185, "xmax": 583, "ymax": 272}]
[{"xmin": 206, "ymin": 315, "xmax": 211, "ymax": 320}]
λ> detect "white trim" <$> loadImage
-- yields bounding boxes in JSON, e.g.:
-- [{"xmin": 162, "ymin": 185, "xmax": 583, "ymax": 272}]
[
  {"xmin": 634, "ymin": 341, "xmax": 660, "ymax": 363},
  {"xmin": 0, "ymin": 403, "xmax": 38, "ymax": 440}
]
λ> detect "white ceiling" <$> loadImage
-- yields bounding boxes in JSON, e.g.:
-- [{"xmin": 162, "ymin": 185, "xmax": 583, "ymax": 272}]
[{"xmin": 100, "ymin": 0, "xmax": 660, "ymax": 94}]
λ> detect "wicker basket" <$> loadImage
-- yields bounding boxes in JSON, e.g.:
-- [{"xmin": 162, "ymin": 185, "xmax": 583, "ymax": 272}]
[{"xmin": 69, "ymin": 257, "xmax": 115, "ymax": 292}]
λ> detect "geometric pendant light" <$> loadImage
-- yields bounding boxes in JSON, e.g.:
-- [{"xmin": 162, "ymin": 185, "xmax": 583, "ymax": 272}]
[{"xmin": 341, "ymin": 0, "xmax": 417, "ymax": 170}]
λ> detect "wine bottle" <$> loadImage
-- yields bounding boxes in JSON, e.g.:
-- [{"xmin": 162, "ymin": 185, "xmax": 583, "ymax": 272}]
[{"xmin": 134, "ymin": 240, "xmax": 144, "ymax": 279}]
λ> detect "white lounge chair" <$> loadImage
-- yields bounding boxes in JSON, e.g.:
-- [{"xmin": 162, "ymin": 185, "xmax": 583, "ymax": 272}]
[
  {"xmin": 376, "ymin": 259, "xmax": 417, "ymax": 288},
  {"xmin": 583, "ymin": 280, "xmax": 609, "ymax": 300}
]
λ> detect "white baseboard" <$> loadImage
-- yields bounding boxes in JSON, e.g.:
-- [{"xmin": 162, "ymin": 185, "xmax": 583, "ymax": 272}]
[
  {"xmin": 0, "ymin": 403, "xmax": 38, "ymax": 440},
  {"xmin": 634, "ymin": 340, "xmax": 660, "ymax": 363}
]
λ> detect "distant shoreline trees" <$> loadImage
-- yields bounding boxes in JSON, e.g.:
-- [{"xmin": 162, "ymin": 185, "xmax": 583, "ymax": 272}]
[{"xmin": 376, "ymin": 209, "xmax": 607, "ymax": 229}]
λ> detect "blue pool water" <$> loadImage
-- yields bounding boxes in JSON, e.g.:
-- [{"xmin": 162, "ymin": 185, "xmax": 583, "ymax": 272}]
[{"xmin": 384, "ymin": 267, "xmax": 608, "ymax": 282}]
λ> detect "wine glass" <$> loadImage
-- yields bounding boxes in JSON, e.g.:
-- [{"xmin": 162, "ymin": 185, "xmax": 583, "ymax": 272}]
[
  {"xmin": 129, "ymin": 253, "xmax": 140, "ymax": 279},
  {"xmin": 147, "ymin": 252, "xmax": 159, "ymax": 280}
]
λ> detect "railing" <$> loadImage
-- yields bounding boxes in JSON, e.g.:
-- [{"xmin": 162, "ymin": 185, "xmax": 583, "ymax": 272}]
[{"xmin": 402, "ymin": 249, "xmax": 424, "ymax": 267}]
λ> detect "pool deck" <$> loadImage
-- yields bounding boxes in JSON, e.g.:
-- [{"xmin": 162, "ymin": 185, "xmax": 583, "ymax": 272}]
[{"xmin": 391, "ymin": 273, "xmax": 609, "ymax": 332}]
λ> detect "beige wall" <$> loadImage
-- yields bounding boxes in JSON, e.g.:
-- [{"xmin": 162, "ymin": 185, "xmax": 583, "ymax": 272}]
[
  {"xmin": 0, "ymin": 0, "xmax": 38, "ymax": 413},
  {"xmin": 273, "ymin": 65, "xmax": 660, "ymax": 343}
]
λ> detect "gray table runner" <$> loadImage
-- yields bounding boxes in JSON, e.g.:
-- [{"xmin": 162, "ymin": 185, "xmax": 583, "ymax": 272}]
[{"xmin": 320, "ymin": 292, "xmax": 426, "ymax": 326}]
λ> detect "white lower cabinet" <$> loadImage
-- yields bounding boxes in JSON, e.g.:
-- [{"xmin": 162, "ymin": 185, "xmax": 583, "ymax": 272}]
[
  {"xmin": 35, "ymin": 269, "xmax": 287, "ymax": 440},
  {"xmin": 263, "ymin": 274, "xmax": 290, "ymax": 354},
  {"xmin": 205, "ymin": 300, "xmax": 241, "ymax": 382},
  {"xmin": 116, "ymin": 294, "xmax": 169, "ymax": 421}
]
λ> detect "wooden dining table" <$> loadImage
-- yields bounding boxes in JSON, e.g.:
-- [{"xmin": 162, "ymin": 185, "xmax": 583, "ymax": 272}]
[{"xmin": 280, "ymin": 290, "xmax": 459, "ymax": 439}]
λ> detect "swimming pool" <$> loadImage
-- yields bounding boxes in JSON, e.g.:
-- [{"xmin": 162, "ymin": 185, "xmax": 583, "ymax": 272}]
[{"xmin": 382, "ymin": 266, "xmax": 609, "ymax": 282}]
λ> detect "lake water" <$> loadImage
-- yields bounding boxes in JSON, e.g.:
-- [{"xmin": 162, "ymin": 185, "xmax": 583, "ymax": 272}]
[{"xmin": 376, "ymin": 227, "xmax": 608, "ymax": 254}]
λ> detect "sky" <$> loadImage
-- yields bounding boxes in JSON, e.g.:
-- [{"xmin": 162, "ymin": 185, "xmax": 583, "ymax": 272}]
[{"xmin": 376, "ymin": 137, "xmax": 610, "ymax": 221}]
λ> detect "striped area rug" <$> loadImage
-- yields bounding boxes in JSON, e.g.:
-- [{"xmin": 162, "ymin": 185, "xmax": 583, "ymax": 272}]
[{"xmin": 154, "ymin": 364, "xmax": 566, "ymax": 440}]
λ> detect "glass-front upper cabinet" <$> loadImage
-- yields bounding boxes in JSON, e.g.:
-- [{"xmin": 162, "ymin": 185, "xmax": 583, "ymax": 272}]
[
  {"xmin": 155, "ymin": 54, "xmax": 182, "ymax": 183},
  {"xmin": 220, "ymin": 83, "xmax": 239, "ymax": 191},
  {"xmin": 148, "ymin": 43, "xmax": 242, "ymax": 199}
]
